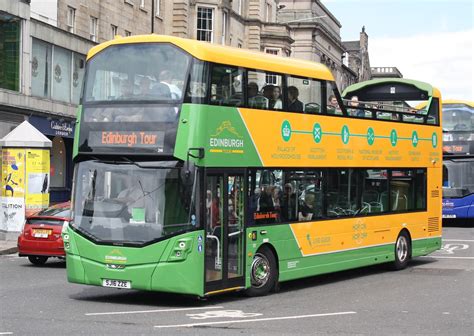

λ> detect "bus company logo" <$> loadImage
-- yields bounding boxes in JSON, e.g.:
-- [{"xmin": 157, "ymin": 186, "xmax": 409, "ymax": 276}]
[
  {"xmin": 105, "ymin": 249, "xmax": 127, "ymax": 264},
  {"xmin": 209, "ymin": 121, "xmax": 244, "ymax": 153}
]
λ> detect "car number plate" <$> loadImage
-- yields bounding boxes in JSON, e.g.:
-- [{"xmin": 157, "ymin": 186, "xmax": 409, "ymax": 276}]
[
  {"xmin": 33, "ymin": 229, "xmax": 51, "ymax": 238},
  {"xmin": 102, "ymin": 279, "xmax": 131, "ymax": 289}
]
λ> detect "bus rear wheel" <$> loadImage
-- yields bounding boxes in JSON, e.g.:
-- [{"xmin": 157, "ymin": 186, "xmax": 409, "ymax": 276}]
[
  {"xmin": 392, "ymin": 231, "xmax": 411, "ymax": 270},
  {"xmin": 28, "ymin": 256, "xmax": 48, "ymax": 265},
  {"xmin": 246, "ymin": 246, "xmax": 277, "ymax": 297}
]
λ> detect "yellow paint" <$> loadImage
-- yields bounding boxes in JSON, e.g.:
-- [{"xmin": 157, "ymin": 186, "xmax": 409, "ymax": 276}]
[
  {"xmin": 25, "ymin": 149, "xmax": 50, "ymax": 209},
  {"xmin": 86, "ymin": 35, "xmax": 334, "ymax": 81},
  {"xmin": 289, "ymin": 211, "xmax": 440, "ymax": 256},
  {"xmin": 239, "ymin": 108, "xmax": 442, "ymax": 168},
  {"xmin": 1, "ymin": 148, "xmax": 25, "ymax": 198}
]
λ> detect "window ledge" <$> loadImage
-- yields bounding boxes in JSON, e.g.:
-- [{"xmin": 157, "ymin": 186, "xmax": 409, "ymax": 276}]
[
  {"xmin": 124, "ymin": 0, "xmax": 134, "ymax": 7},
  {"xmin": 139, "ymin": 6, "xmax": 148, "ymax": 13}
]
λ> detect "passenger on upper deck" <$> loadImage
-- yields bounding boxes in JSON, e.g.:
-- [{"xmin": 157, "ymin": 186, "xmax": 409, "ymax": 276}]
[
  {"xmin": 288, "ymin": 86, "xmax": 304, "ymax": 112},
  {"xmin": 271, "ymin": 86, "xmax": 283, "ymax": 110},
  {"xmin": 349, "ymin": 96, "xmax": 365, "ymax": 117},
  {"xmin": 327, "ymin": 95, "xmax": 341, "ymax": 114},
  {"xmin": 248, "ymin": 82, "xmax": 268, "ymax": 109},
  {"xmin": 159, "ymin": 70, "xmax": 182, "ymax": 99}
]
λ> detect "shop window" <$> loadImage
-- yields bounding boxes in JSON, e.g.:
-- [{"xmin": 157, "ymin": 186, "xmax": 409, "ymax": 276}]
[
  {"xmin": 0, "ymin": 18, "xmax": 20, "ymax": 91},
  {"xmin": 52, "ymin": 46, "xmax": 72, "ymax": 102},
  {"xmin": 31, "ymin": 39, "xmax": 52, "ymax": 98},
  {"xmin": 72, "ymin": 53, "xmax": 85, "ymax": 104},
  {"xmin": 50, "ymin": 136, "xmax": 66, "ymax": 188}
]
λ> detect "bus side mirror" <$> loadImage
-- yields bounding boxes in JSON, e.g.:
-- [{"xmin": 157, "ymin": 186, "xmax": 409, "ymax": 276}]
[{"xmin": 186, "ymin": 147, "xmax": 204, "ymax": 177}]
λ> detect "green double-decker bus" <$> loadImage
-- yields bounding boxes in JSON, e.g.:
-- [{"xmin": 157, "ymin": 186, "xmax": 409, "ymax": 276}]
[{"xmin": 64, "ymin": 35, "xmax": 442, "ymax": 297}]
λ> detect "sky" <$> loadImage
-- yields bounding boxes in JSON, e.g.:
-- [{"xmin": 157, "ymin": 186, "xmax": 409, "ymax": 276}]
[{"xmin": 322, "ymin": 0, "xmax": 474, "ymax": 101}]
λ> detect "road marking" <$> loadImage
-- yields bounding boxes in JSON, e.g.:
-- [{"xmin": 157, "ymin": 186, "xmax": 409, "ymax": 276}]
[
  {"xmin": 154, "ymin": 311, "xmax": 357, "ymax": 328},
  {"xmin": 443, "ymin": 239, "xmax": 474, "ymax": 242},
  {"xmin": 421, "ymin": 256, "xmax": 474, "ymax": 260},
  {"xmin": 0, "ymin": 332, "xmax": 13, "ymax": 335},
  {"xmin": 85, "ymin": 306, "xmax": 223, "ymax": 316},
  {"xmin": 187, "ymin": 310, "xmax": 262, "ymax": 319}
]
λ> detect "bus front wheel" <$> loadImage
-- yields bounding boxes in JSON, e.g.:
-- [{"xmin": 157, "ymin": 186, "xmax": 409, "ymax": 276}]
[
  {"xmin": 392, "ymin": 231, "xmax": 411, "ymax": 270},
  {"xmin": 246, "ymin": 246, "xmax": 277, "ymax": 297}
]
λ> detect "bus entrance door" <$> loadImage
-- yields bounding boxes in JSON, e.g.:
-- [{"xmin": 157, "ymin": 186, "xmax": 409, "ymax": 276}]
[{"xmin": 205, "ymin": 172, "xmax": 245, "ymax": 294}]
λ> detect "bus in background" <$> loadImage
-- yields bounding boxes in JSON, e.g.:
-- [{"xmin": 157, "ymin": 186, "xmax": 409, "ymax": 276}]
[
  {"xmin": 63, "ymin": 35, "xmax": 442, "ymax": 298},
  {"xmin": 439, "ymin": 100, "xmax": 473, "ymax": 222}
]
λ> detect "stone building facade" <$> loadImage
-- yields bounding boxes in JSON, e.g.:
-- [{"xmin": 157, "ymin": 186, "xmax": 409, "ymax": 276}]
[
  {"xmin": 277, "ymin": 0, "xmax": 361, "ymax": 91},
  {"xmin": 342, "ymin": 26, "xmax": 371, "ymax": 84}
]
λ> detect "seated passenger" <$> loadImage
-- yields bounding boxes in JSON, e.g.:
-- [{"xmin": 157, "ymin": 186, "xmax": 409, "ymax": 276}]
[
  {"xmin": 298, "ymin": 192, "xmax": 316, "ymax": 221},
  {"xmin": 327, "ymin": 95, "xmax": 341, "ymax": 114},
  {"xmin": 159, "ymin": 70, "xmax": 182, "ymax": 99},
  {"xmin": 349, "ymin": 96, "xmax": 365, "ymax": 117},
  {"xmin": 248, "ymin": 82, "xmax": 268, "ymax": 109},
  {"xmin": 288, "ymin": 86, "xmax": 304, "ymax": 112},
  {"xmin": 271, "ymin": 86, "xmax": 283, "ymax": 110}
]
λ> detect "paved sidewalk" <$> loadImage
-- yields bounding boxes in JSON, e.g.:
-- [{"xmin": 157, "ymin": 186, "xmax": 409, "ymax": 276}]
[{"xmin": 0, "ymin": 240, "xmax": 18, "ymax": 255}]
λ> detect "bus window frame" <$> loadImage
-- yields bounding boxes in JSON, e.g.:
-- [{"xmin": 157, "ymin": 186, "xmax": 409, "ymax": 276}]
[{"xmin": 244, "ymin": 167, "xmax": 427, "ymax": 228}]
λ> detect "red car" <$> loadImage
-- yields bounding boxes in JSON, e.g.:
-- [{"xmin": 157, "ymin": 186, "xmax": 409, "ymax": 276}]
[{"xmin": 18, "ymin": 202, "xmax": 71, "ymax": 265}]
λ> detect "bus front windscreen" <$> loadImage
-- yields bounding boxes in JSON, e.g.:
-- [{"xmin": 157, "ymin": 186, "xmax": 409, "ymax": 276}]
[
  {"xmin": 72, "ymin": 160, "xmax": 196, "ymax": 245},
  {"xmin": 442, "ymin": 105, "xmax": 474, "ymax": 140},
  {"xmin": 443, "ymin": 159, "xmax": 474, "ymax": 198},
  {"xmin": 83, "ymin": 43, "xmax": 191, "ymax": 103}
]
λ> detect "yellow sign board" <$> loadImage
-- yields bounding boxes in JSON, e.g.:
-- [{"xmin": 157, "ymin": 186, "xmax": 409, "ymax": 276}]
[{"xmin": 25, "ymin": 149, "xmax": 50, "ymax": 209}]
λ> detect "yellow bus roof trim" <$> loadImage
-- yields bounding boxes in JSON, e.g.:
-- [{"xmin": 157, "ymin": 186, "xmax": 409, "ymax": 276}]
[{"xmin": 87, "ymin": 34, "xmax": 335, "ymax": 81}]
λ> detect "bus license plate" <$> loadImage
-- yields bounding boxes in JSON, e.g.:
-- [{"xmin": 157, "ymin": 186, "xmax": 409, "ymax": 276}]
[
  {"xmin": 442, "ymin": 214, "xmax": 456, "ymax": 218},
  {"xmin": 102, "ymin": 279, "xmax": 131, "ymax": 289}
]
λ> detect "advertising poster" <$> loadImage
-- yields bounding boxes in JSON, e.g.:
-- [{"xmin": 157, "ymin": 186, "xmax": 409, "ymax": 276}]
[
  {"xmin": 1, "ymin": 149, "xmax": 26, "ymax": 231},
  {"xmin": 1, "ymin": 197, "xmax": 25, "ymax": 232},
  {"xmin": 1, "ymin": 148, "xmax": 26, "ymax": 198},
  {"xmin": 25, "ymin": 149, "xmax": 50, "ymax": 209}
]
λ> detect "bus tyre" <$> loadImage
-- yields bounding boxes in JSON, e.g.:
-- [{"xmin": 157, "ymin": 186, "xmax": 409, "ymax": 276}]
[
  {"xmin": 28, "ymin": 256, "xmax": 48, "ymax": 265},
  {"xmin": 392, "ymin": 232, "xmax": 410, "ymax": 270},
  {"xmin": 246, "ymin": 246, "xmax": 277, "ymax": 297}
]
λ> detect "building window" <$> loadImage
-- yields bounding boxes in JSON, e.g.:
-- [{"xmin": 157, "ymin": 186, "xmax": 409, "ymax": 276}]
[
  {"xmin": 111, "ymin": 25, "xmax": 118, "ymax": 39},
  {"xmin": 90, "ymin": 17, "xmax": 98, "ymax": 42},
  {"xmin": 124, "ymin": 30, "xmax": 132, "ymax": 37},
  {"xmin": 0, "ymin": 17, "xmax": 20, "ymax": 91},
  {"xmin": 67, "ymin": 6, "xmax": 75, "ymax": 33},
  {"xmin": 265, "ymin": 49, "xmax": 279, "ymax": 84},
  {"xmin": 221, "ymin": 11, "xmax": 228, "ymax": 45},
  {"xmin": 31, "ymin": 38, "xmax": 85, "ymax": 105},
  {"xmin": 197, "ymin": 7, "xmax": 214, "ymax": 42}
]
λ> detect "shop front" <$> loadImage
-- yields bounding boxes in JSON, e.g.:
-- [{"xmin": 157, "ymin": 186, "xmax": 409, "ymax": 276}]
[{"xmin": 28, "ymin": 115, "xmax": 75, "ymax": 203}]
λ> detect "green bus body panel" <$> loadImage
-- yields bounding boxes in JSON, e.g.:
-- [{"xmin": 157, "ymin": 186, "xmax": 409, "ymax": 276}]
[
  {"xmin": 245, "ymin": 225, "xmax": 441, "ymax": 284},
  {"xmin": 174, "ymin": 104, "xmax": 262, "ymax": 166},
  {"xmin": 73, "ymin": 105, "xmax": 82, "ymax": 159},
  {"xmin": 65, "ymin": 228, "xmax": 205, "ymax": 296}
]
